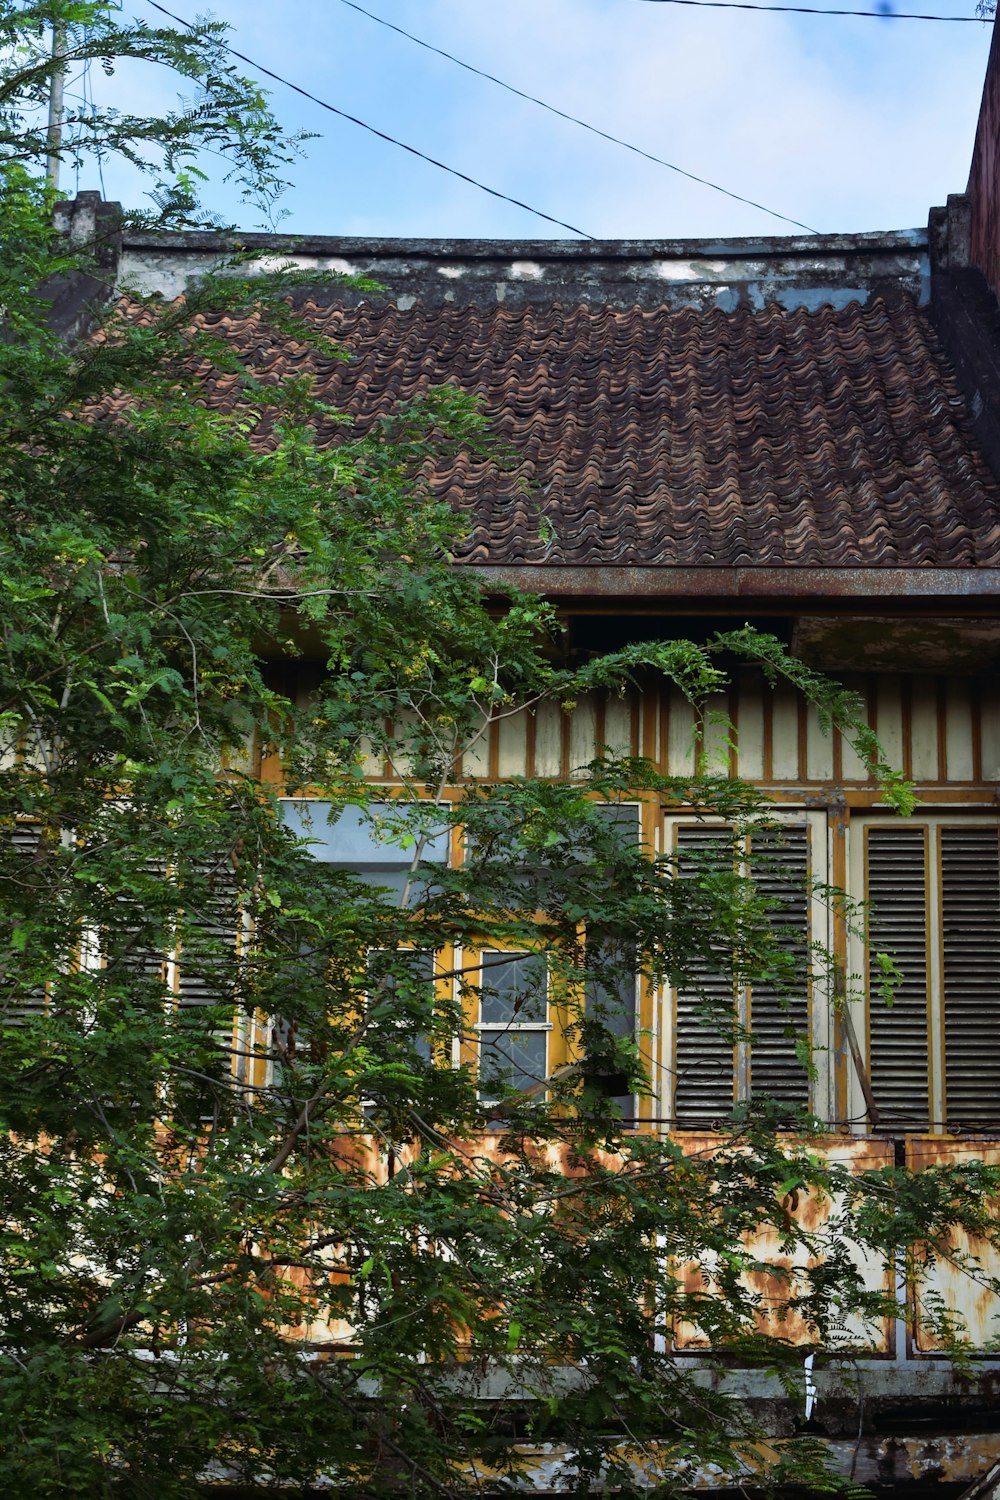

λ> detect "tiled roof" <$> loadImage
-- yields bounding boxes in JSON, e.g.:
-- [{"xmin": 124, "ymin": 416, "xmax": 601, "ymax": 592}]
[{"xmin": 185, "ymin": 292, "xmax": 1000, "ymax": 569}]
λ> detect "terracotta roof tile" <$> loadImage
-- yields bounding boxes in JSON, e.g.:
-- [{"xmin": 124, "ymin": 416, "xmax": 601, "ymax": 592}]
[{"xmin": 127, "ymin": 292, "xmax": 1000, "ymax": 570}]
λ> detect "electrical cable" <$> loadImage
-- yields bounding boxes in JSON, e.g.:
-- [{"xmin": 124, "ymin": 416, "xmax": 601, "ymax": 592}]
[
  {"xmin": 335, "ymin": 0, "xmax": 818, "ymax": 235},
  {"xmin": 635, "ymin": 0, "xmax": 985, "ymax": 19},
  {"xmin": 142, "ymin": 0, "xmax": 596, "ymax": 239}
]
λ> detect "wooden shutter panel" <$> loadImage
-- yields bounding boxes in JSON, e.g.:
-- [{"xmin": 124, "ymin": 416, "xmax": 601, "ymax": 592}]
[
  {"xmin": 2, "ymin": 822, "xmax": 47, "ymax": 1023},
  {"xmin": 866, "ymin": 826, "xmax": 930, "ymax": 1130},
  {"xmin": 941, "ymin": 825, "xmax": 1000, "ymax": 1129},
  {"xmin": 673, "ymin": 826, "xmax": 737, "ymax": 1123},
  {"xmin": 746, "ymin": 826, "xmax": 811, "ymax": 1106},
  {"xmin": 176, "ymin": 865, "xmax": 241, "ymax": 1064}
]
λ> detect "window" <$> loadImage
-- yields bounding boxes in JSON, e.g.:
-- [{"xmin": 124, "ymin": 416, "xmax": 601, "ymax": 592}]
[
  {"xmin": 584, "ymin": 803, "xmax": 642, "ymax": 1118},
  {"xmin": 279, "ymin": 800, "xmax": 449, "ymax": 904},
  {"xmin": 475, "ymin": 951, "xmax": 549, "ymax": 1102},
  {"xmin": 367, "ymin": 947, "xmax": 436, "ymax": 1063},
  {"xmin": 276, "ymin": 802, "xmax": 449, "ymax": 1090},
  {"xmin": 851, "ymin": 815, "xmax": 1000, "ymax": 1133},
  {"xmin": 665, "ymin": 815, "xmax": 827, "ymax": 1126}
]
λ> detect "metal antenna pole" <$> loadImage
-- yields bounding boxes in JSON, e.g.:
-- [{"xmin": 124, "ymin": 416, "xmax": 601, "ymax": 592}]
[{"xmin": 45, "ymin": 17, "xmax": 67, "ymax": 193}]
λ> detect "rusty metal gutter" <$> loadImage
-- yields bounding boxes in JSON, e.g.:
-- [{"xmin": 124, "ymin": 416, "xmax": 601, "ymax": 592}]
[{"xmin": 469, "ymin": 565, "xmax": 1000, "ymax": 609}]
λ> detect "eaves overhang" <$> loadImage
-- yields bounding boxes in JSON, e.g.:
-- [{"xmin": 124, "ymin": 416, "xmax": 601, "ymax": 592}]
[{"xmin": 469, "ymin": 565, "xmax": 1000, "ymax": 611}]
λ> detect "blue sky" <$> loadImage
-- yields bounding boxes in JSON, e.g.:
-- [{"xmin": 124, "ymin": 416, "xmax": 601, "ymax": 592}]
[{"xmin": 76, "ymin": 0, "xmax": 995, "ymax": 241}]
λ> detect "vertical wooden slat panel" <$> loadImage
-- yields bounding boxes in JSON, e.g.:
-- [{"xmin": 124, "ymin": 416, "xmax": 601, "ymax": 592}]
[
  {"xmin": 734, "ymin": 671, "xmax": 765, "ymax": 780},
  {"xmin": 910, "ymin": 679, "xmax": 940, "ymax": 782},
  {"xmin": 658, "ymin": 689, "xmax": 670, "ymax": 775},
  {"xmin": 770, "ymin": 684, "xmax": 800, "ymax": 780},
  {"xmin": 835, "ymin": 675, "xmax": 870, "ymax": 783},
  {"xmin": 667, "ymin": 692, "xmax": 697, "ymax": 777},
  {"xmin": 944, "ymin": 679, "xmax": 975, "ymax": 783},
  {"xmin": 0, "ymin": 718, "xmax": 18, "ymax": 770},
  {"xmin": 532, "ymin": 701, "xmax": 562, "ymax": 778},
  {"xmin": 569, "ymin": 692, "xmax": 598, "ymax": 779},
  {"xmin": 603, "ymin": 693, "xmax": 633, "ymax": 759},
  {"xmin": 804, "ymin": 701, "xmax": 834, "ymax": 781},
  {"xmin": 354, "ymin": 736, "xmax": 383, "ymax": 780},
  {"xmin": 462, "ymin": 719, "xmax": 491, "ymax": 779},
  {"xmin": 840, "ymin": 727, "xmax": 870, "ymax": 783},
  {"xmin": 980, "ymin": 678, "xmax": 1000, "ymax": 781},
  {"xmin": 497, "ymin": 708, "xmax": 529, "ymax": 778},
  {"xmin": 876, "ymin": 678, "xmax": 904, "ymax": 772},
  {"xmin": 389, "ymin": 708, "xmax": 420, "ymax": 780},
  {"xmin": 701, "ymin": 691, "xmax": 732, "ymax": 775}
]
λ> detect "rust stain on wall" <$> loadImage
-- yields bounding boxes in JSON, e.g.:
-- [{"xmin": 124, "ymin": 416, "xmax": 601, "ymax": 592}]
[{"xmin": 908, "ymin": 1137, "xmax": 1000, "ymax": 1353}]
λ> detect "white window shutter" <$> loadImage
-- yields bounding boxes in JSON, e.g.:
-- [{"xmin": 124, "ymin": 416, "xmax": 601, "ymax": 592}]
[
  {"xmin": 865, "ymin": 825, "xmax": 931, "ymax": 1130},
  {"xmin": 940, "ymin": 825, "xmax": 1000, "ymax": 1128}
]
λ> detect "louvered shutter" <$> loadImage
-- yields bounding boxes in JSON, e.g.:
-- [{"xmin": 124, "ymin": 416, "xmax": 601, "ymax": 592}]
[
  {"xmin": 101, "ymin": 865, "xmax": 172, "ymax": 1001},
  {"xmin": 865, "ymin": 825, "xmax": 930, "ymax": 1130},
  {"xmin": 1, "ymin": 822, "xmax": 47, "ymax": 1023},
  {"xmin": 673, "ymin": 826, "xmax": 738, "ymax": 1122},
  {"xmin": 941, "ymin": 825, "xmax": 1000, "ymax": 1129},
  {"xmin": 176, "ymin": 863, "xmax": 241, "ymax": 1067},
  {"xmin": 746, "ymin": 826, "xmax": 811, "ymax": 1106},
  {"xmin": 673, "ymin": 822, "xmax": 814, "ymax": 1124}
]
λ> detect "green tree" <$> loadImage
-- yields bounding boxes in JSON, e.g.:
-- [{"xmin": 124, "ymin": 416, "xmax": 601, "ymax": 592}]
[{"xmin": 0, "ymin": 6, "xmax": 997, "ymax": 1496}]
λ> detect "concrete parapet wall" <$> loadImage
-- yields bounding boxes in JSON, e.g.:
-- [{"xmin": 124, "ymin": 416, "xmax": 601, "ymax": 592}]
[{"xmin": 116, "ymin": 225, "xmax": 930, "ymax": 311}]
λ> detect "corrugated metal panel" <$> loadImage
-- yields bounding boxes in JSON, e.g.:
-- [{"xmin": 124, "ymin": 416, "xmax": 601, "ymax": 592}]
[
  {"xmin": 673, "ymin": 1134, "xmax": 894, "ymax": 1352},
  {"xmin": 941, "ymin": 826, "xmax": 1000, "ymax": 1129},
  {"xmin": 866, "ymin": 826, "xmax": 931, "ymax": 1130},
  {"xmin": 907, "ymin": 1137, "xmax": 1000, "ymax": 1353}
]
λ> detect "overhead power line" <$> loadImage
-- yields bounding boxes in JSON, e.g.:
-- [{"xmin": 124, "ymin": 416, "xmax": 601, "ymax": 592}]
[
  {"xmin": 635, "ymin": 0, "xmax": 985, "ymax": 19},
  {"xmin": 336, "ymin": 0, "xmax": 818, "ymax": 235},
  {"xmin": 142, "ymin": 0, "xmax": 595, "ymax": 239}
]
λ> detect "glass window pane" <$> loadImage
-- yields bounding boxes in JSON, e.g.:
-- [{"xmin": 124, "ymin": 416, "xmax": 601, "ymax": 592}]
[
  {"xmin": 478, "ymin": 1029, "xmax": 547, "ymax": 1097},
  {"xmin": 280, "ymin": 802, "xmax": 449, "ymax": 865},
  {"xmin": 480, "ymin": 952, "xmax": 546, "ymax": 1024}
]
